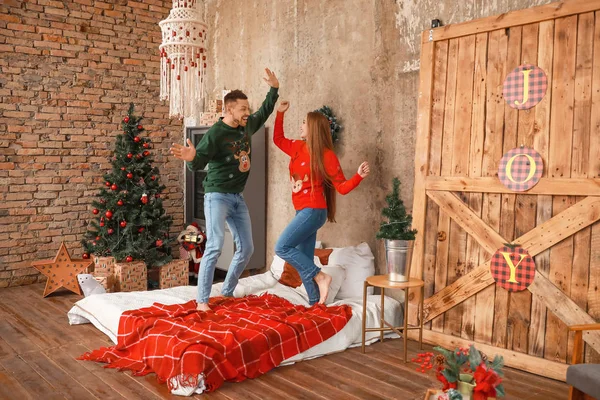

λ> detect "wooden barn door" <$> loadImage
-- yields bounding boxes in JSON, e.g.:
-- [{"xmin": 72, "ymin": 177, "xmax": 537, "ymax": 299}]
[{"xmin": 409, "ymin": 0, "xmax": 600, "ymax": 381}]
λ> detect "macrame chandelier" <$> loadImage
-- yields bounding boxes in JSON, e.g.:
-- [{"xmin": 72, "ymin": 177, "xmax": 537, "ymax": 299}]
[{"xmin": 159, "ymin": 0, "xmax": 207, "ymax": 119}]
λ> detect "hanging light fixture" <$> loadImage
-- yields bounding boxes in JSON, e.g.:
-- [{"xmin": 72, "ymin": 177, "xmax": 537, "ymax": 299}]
[{"xmin": 159, "ymin": 0, "xmax": 207, "ymax": 119}]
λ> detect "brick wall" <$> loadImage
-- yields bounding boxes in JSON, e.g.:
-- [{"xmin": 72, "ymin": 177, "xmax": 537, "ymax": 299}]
[{"xmin": 0, "ymin": 0, "xmax": 185, "ymax": 288}]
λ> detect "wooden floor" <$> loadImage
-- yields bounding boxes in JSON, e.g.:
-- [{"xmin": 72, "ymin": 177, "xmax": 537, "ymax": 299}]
[{"xmin": 0, "ymin": 284, "xmax": 569, "ymax": 400}]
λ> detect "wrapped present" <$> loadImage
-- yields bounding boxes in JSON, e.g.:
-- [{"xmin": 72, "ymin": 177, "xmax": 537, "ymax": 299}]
[
  {"xmin": 114, "ymin": 261, "xmax": 147, "ymax": 292},
  {"xmin": 199, "ymin": 112, "xmax": 221, "ymax": 126},
  {"xmin": 93, "ymin": 256, "xmax": 117, "ymax": 291},
  {"xmin": 93, "ymin": 256, "xmax": 115, "ymax": 276},
  {"xmin": 207, "ymin": 99, "xmax": 223, "ymax": 113},
  {"xmin": 159, "ymin": 259, "xmax": 189, "ymax": 289}
]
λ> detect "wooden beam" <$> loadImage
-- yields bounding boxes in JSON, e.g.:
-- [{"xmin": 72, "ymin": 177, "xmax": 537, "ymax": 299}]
[
  {"xmin": 425, "ymin": 177, "xmax": 600, "ymax": 196},
  {"xmin": 529, "ymin": 273, "xmax": 600, "ymax": 354},
  {"xmin": 421, "ymin": 261, "xmax": 496, "ymax": 322},
  {"xmin": 423, "ymin": 0, "xmax": 600, "ymax": 43},
  {"xmin": 514, "ymin": 196, "xmax": 600, "ymax": 255},
  {"xmin": 408, "ymin": 37, "xmax": 435, "ymax": 325},
  {"xmin": 420, "ymin": 196, "xmax": 600, "ymax": 325},
  {"xmin": 427, "ymin": 190, "xmax": 505, "ymax": 254},
  {"xmin": 406, "ymin": 330, "xmax": 567, "ymax": 382}
]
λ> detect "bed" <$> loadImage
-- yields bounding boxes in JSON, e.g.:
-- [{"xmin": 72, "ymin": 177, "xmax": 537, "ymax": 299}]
[{"xmin": 67, "ymin": 242, "xmax": 404, "ymax": 395}]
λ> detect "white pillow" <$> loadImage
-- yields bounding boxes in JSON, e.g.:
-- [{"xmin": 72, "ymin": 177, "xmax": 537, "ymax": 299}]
[
  {"xmin": 318, "ymin": 242, "xmax": 375, "ymax": 299},
  {"xmin": 77, "ymin": 274, "xmax": 106, "ymax": 297},
  {"xmin": 269, "ymin": 255, "xmax": 345, "ymax": 305},
  {"xmin": 269, "ymin": 255, "xmax": 286, "ymax": 280},
  {"xmin": 293, "ymin": 265, "xmax": 346, "ymax": 305}
]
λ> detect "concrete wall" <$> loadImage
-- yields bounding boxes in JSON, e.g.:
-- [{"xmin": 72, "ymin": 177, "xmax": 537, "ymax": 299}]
[{"xmin": 200, "ymin": 0, "xmax": 551, "ymax": 271}]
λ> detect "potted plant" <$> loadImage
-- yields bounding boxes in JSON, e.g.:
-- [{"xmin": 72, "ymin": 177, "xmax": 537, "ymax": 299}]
[
  {"xmin": 376, "ymin": 177, "xmax": 417, "ymax": 282},
  {"xmin": 433, "ymin": 345, "xmax": 505, "ymax": 400}
]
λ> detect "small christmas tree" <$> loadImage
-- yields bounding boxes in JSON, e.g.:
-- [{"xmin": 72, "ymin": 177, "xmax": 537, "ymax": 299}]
[
  {"xmin": 376, "ymin": 177, "xmax": 417, "ymax": 240},
  {"xmin": 314, "ymin": 105, "xmax": 342, "ymax": 144},
  {"xmin": 81, "ymin": 104, "xmax": 173, "ymax": 267}
]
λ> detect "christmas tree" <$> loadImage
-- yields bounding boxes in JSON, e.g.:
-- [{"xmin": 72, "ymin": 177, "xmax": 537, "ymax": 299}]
[
  {"xmin": 314, "ymin": 105, "xmax": 342, "ymax": 144},
  {"xmin": 376, "ymin": 177, "xmax": 417, "ymax": 240},
  {"xmin": 81, "ymin": 104, "xmax": 173, "ymax": 267}
]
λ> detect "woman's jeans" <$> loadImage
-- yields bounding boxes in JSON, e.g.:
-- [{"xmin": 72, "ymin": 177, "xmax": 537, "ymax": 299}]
[
  {"xmin": 274, "ymin": 208, "xmax": 327, "ymax": 305},
  {"xmin": 197, "ymin": 193, "xmax": 254, "ymax": 304}
]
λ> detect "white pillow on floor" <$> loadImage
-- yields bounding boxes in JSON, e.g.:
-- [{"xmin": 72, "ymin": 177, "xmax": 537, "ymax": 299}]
[
  {"xmin": 317, "ymin": 242, "xmax": 375, "ymax": 300},
  {"xmin": 292, "ymin": 265, "xmax": 346, "ymax": 305}
]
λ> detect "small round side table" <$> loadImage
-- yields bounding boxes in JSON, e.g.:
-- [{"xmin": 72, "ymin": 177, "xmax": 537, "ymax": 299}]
[{"xmin": 361, "ymin": 275, "xmax": 425, "ymax": 363}]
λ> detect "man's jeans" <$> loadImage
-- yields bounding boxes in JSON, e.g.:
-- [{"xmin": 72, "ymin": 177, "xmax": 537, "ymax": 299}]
[
  {"xmin": 274, "ymin": 208, "xmax": 327, "ymax": 305},
  {"xmin": 196, "ymin": 193, "xmax": 254, "ymax": 304}
]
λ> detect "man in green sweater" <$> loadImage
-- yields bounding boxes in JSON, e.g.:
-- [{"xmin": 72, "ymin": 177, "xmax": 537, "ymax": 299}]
[{"xmin": 170, "ymin": 68, "xmax": 279, "ymax": 311}]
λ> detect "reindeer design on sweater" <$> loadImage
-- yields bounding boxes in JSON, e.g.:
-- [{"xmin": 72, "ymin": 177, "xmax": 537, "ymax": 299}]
[
  {"xmin": 290, "ymin": 173, "xmax": 309, "ymax": 193},
  {"xmin": 228, "ymin": 137, "xmax": 251, "ymax": 173}
]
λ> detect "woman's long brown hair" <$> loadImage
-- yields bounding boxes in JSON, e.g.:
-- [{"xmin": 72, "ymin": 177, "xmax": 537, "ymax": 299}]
[{"xmin": 306, "ymin": 111, "xmax": 336, "ymax": 222}]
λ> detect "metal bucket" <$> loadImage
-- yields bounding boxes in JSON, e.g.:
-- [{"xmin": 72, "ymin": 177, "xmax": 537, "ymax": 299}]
[{"xmin": 384, "ymin": 240, "xmax": 414, "ymax": 282}]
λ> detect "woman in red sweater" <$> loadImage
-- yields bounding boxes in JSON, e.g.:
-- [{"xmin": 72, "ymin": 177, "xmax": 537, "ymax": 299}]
[{"xmin": 273, "ymin": 101, "xmax": 370, "ymax": 305}]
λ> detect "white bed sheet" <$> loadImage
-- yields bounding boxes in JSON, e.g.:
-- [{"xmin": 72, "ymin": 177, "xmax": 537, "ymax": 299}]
[{"xmin": 68, "ymin": 272, "xmax": 404, "ymax": 394}]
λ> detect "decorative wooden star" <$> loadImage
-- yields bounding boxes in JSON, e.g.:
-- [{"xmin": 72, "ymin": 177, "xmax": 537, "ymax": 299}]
[{"xmin": 31, "ymin": 242, "xmax": 93, "ymax": 297}]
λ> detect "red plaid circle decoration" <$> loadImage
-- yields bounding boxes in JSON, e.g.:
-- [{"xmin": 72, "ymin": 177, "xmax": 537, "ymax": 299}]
[
  {"xmin": 498, "ymin": 147, "xmax": 543, "ymax": 192},
  {"xmin": 503, "ymin": 64, "xmax": 547, "ymax": 110},
  {"xmin": 490, "ymin": 246, "xmax": 535, "ymax": 292}
]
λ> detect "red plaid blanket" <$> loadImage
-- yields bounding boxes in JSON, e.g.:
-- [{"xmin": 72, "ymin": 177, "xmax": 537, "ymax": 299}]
[{"xmin": 79, "ymin": 294, "xmax": 352, "ymax": 392}]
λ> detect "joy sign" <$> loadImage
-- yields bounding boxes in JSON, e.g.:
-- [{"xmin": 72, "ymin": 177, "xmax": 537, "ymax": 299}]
[
  {"xmin": 490, "ymin": 245, "xmax": 536, "ymax": 292},
  {"xmin": 503, "ymin": 64, "xmax": 548, "ymax": 110},
  {"xmin": 497, "ymin": 147, "xmax": 543, "ymax": 192}
]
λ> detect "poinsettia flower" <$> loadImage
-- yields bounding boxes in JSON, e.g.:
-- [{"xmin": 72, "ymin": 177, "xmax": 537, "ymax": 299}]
[
  {"xmin": 473, "ymin": 364, "xmax": 502, "ymax": 400},
  {"xmin": 436, "ymin": 372, "xmax": 458, "ymax": 391}
]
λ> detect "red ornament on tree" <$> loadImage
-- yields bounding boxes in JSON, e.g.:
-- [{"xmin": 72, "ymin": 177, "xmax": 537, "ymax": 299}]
[
  {"xmin": 127, "ymin": 172, "xmax": 133, "ymax": 179},
  {"xmin": 92, "ymin": 241, "xmax": 96, "ymax": 246},
  {"xmin": 82, "ymin": 253, "xmax": 90, "ymax": 259},
  {"xmin": 117, "ymin": 199, "xmax": 124, "ymax": 206},
  {"xmin": 120, "ymin": 221, "xmax": 127, "ymax": 228},
  {"xmin": 105, "ymin": 181, "xmax": 111, "ymax": 187},
  {"xmin": 111, "ymin": 184, "xmax": 118, "ymax": 191},
  {"xmin": 127, "ymin": 153, "xmax": 133, "ymax": 159},
  {"xmin": 156, "ymin": 240, "xmax": 163, "ymax": 247},
  {"xmin": 134, "ymin": 136, "xmax": 141, "ymax": 143},
  {"xmin": 95, "ymin": 236, "xmax": 100, "ymax": 241},
  {"xmin": 143, "ymin": 150, "xmax": 150, "ymax": 157},
  {"xmin": 100, "ymin": 216, "xmax": 105, "ymax": 227},
  {"xmin": 107, "ymin": 228, "xmax": 114, "ymax": 234},
  {"xmin": 143, "ymin": 143, "xmax": 149, "ymax": 148},
  {"xmin": 138, "ymin": 227, "xmax": 144, "ymax": 233},
  {"xmin": 151, "ymin": 176, "xmax": 156, "ymax": 181},
  {"xmin": 124, "ymin": 116, "xmax": 130, "ymax": 123},
  {"xmin": 126, "ymin": 256, "xmax": 133, "ymax": 262},
  {"xmin": 137, "ymin": 125, "xmax": 143, "ymax": 130},
  {"xmin": 105, "ymin": 210, "xmax": 113, "ymax": 219},
  {"xmin": 121, "ymin": 167, "xmax": 126, "ymax": 171},
  {"xmin": 141, "ymin": 193, "xmax": 148, "ymax": 204},
  {"xmin": 92, "ymin": 208, "xmax": 99, "ymax": 215},
  {"xmin": 136, "ymin": 154, "xmax": 142, "ymax": 160}
]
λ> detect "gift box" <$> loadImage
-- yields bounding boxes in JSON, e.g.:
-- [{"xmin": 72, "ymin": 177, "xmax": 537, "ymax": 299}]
[
  {"xmin": 207, "ymin": 99, "xmax": 222, "ymax": 113},
  {"xmin": 159, "ymin": 259, "xmax": 189, "ymax": 289},
  {"xmin": 199, "ymin": 112, "xmax": 221, "ymax": 126},
  {"xmin": 93, "ymin": 256, "xmax": 117, "ymax": 291},
  {"xmin": 114, "ymin": 261, "xmax": 147, "ymax": 292}
]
